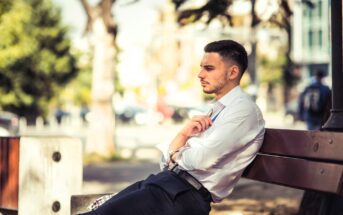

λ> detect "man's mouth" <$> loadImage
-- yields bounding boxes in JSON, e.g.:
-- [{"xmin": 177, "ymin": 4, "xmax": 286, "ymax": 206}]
[{"xmin": 200, "ymin": 81, "xmax": 209, "ymax": 86}]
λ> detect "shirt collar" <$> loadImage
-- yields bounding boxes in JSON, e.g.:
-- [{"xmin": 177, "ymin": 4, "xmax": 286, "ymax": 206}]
[
  {"xmin": 216, "ymin": 85, "xmax": 242, "ymax": 107},
  {"xmin": 207, "ymin": 86, "xmax": 242, "ymax": 116}
]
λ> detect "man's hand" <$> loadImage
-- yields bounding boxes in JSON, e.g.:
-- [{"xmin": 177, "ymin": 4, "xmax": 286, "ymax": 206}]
[
  {"xmin": 168, "ymin": 115, "xmax": 212, "ymax": 164},
  {"xmin": 180, "ymin": 115, "xmax": 212, "ymax": 138}
]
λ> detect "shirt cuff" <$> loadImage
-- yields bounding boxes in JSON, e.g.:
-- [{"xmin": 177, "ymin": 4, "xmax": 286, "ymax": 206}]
[
  {"xmin": 159, "ymin": 155, "xmax": 168, "ymax": 171},
  {"xmin": 174, "ymin": 145, "xmax": 191, "ymax": 170},
  {"xmin": 156, "ymin": 141, "xmax": 170, "ymax": 162},
  {"xmin": 156, "ymin": 140, "xmax": 173, "ymax": 170}
]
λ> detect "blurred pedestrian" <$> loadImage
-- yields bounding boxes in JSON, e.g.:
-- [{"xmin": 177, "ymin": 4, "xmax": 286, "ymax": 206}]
[
  {"xmin": 80, "ymin": 104, "xmax": 90, "ymax": 125},
  {"xmin": 78, "ymin": 40, "xmax": 265, "ymax": 215},
  {"xmin": 54, "ymin": 106, "xmax": 65, "ymax": 125},
  {"xmin": 298, "ymin": 70, "xmax": 331, "ymax": 130}
]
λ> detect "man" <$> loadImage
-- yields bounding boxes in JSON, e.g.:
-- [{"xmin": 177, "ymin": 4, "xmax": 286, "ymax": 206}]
[
  {"xmin": 80, "ymin": 40, "xmax": 265, "ymax": 215},
  {"xmin": 298, "ymin": 70, "xmax": 331, "ymax": 130}
]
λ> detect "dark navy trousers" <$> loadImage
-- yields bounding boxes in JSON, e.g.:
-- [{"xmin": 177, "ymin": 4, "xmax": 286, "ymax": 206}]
[{"xmin": 80, "ymin": 170, "xmax": 211, "ymax": 215}]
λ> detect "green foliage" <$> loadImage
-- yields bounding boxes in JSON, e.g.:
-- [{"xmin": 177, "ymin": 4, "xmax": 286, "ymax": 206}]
[
  {"xmin": 0, "ymin": 0, "xmax": 78, "ymax": 123},
  {"xmin": 172, "ymin": 0, "xmax": 309, "ymax": 96},
  {"xmin": 202, "ymin": 93, "xmax": 215, "ymax": 101},
  {"xmin": 58, "ymin": 49, "xmax": 124, "ymax": 108},
  {"xmin": 259, "ymin": 52, "xmax": 286, "ymax": 85},
  {"xmin": 58, "ymin": 51, "xmax": 92, "ymax": 106},
  {"xmin": 173, "ymin": 0, "xmax": 233, "ymax": 26}
]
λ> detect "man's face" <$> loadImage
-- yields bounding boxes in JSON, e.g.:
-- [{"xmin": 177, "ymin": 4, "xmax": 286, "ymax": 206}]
[{"xmin": 199, "ymin": 52, "xmax": 233, "ymax": 98}]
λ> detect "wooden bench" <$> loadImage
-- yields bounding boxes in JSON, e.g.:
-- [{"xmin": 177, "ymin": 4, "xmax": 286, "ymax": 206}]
[
  {"xmin": 71, "ymin": 128, "xmax": 343, "ymax": 214},
  {"xmin": 243, "ymin": 128, "xmax": 343, "ymax": 196},
  {"xmin": 0, "ymin": 136, "xmax": 82, "ymax": 215}
]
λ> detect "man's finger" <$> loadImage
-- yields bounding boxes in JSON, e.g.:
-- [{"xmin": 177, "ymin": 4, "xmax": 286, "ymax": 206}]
[
  {"xmin": 195, "ymin": 122, "xmax": 203, "ymax": 133},
  {"xmin": 195, "ymin": 118, "xmax": 206, "ymax": 130}
]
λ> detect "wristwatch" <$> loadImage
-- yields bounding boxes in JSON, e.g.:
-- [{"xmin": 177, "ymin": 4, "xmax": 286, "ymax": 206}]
[{"xmin": 168, "ymin": 149, "xmax": 180, "ymax": 163}]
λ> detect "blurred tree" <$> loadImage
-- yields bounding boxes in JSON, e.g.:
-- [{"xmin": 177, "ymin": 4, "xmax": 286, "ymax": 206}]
[
  {"xmin": 259, "ymin": 49, "xmax": 286, "ymax": 111},
  {"xmin": 80, "ymin": 0, "xmax": 123, "ymax": 156},
  {"xmin": 55, "ymin": 51, "xmax": 92, "ymax": 109},
  {"xmin": 259, "ymin": 53, "xmax": 285, "ymax": 85},
  {"xmin": 171, "ymin": 0, "xmax": 314, "ymax": 104},
  {"xmin": 58, "ymin": 49, "xmax": 123, "ymax": 109},
  {"xmin": 0, "ymin": 0, "xmax": 78, "ymax": 124}
]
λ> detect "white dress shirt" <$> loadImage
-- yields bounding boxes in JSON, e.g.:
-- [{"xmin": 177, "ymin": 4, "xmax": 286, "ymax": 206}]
[{"xmin": 156, "ymin": 86, "xmax": 265, "ymax": 202}]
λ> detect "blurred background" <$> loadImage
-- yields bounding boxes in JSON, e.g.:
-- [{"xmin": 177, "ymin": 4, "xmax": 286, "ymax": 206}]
[{"xmin": 0, "ymin": 0, "xmax": 332, "ymax": 214}]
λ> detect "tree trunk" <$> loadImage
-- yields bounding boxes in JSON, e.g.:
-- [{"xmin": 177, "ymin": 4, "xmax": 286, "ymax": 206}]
[
  {"xmin": 86, "ymin": 16, "xmax": 116, "ymax": 156},
  {"xmin": 283, "ymin": 20, "xmax": 294, "ymax": 106},
  {"xmin": 247, "ymin": 40, "xmax": 257, "ymax": 101},
  {"xmin": 248, "ymin": 0, "xmax": 258, "ymax": 101}
]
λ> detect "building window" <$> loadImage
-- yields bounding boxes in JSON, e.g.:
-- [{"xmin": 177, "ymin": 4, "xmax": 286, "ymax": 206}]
[
  {"xmin": 308, "ymin": 31, "xmax": 314, "ymax": 48},
  {"xmin": 318, "ymin": 30, "xmax": 323, "ymax": 48},
  {"xmin": 317, "ymin": 1, "xmax": 322, "ymax": 18},
  {"xmin": 308, "ymin": 0, "xmax": 322, "ymax": 19}
]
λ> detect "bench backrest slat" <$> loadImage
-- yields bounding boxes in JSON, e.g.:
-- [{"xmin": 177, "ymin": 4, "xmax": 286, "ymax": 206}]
[
  {"xmin": 243, "ymin": 154, "xmax": 343, "ymax": 195},
  {"xmin": 260, "ymin": 129, "xmax": 343, "ymax": 162},
  {"xmin": 243, "ymin": 128, "xmax": 343, "ymax": 195}
]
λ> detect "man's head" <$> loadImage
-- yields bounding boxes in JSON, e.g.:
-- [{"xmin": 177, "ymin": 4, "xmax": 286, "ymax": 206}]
[
  {"xmin": 204, "ymin": 40, "xmax": 248, "ymax": 75},
  {"xmin": 315, "ymin": 70, "xmax": 325, "ymax": 80},
  {"xmin": 199, "ymin": 40, "xmax": 248, "ymax": 99}
]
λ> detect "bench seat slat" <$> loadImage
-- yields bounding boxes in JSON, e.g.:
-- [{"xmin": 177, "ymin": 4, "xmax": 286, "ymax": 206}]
[
  {"xmin": 243, "ymin": 154, "xmax": 343, "ymax": 195},
  {"xmin": 260, "ymin": 129, "xmax": 343, "ymax": 162}
]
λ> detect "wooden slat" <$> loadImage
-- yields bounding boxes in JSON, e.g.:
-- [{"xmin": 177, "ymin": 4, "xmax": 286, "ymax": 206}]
[
  {"xmin": 260, "ymin": 128, "xmax": 343, "ymax": 162},
  {"xmin": 0, "ymin": 137, "xmax": 20, "ymax": 210},
  {"xmin": 243, "ymin": 154, "xmax": 343, "ymax": 195}
]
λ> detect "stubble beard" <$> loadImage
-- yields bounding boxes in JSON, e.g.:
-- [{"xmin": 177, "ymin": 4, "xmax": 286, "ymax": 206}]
[{"xmin": 203, "ymin": 77, "xmax": 228, "ymax": 95}]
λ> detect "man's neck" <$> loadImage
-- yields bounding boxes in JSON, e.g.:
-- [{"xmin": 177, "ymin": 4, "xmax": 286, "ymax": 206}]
[{"xmin": 215, "ymin": 84, "xmax": 239, "ymax": 100}]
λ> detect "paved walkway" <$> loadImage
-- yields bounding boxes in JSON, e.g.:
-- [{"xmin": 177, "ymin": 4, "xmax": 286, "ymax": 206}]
[{"xmin": 82, "ymin": 161, "xmax": 160, "ymax": 194}]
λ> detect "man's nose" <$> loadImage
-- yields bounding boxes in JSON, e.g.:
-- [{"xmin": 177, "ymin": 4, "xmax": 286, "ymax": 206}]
[{"xmin": 198, "ymin": 69, "xmax": 205, "ymax": 79}]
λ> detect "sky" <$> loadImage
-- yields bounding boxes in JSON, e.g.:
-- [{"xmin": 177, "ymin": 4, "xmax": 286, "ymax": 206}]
[
  {"xmin": 52, "ymin": 0, "xmax": 87, "ymax": 49},
  {"xmin": 52, "ymin": 0, "xmax": 167, "ymax": 86},
  {"xmin": 52, "ymin": 0, "xmax": 166, "ymax": 50}
]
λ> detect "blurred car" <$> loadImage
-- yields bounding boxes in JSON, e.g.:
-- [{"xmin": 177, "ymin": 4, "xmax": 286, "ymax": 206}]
[
  {"xmin": 0, "ymin": 111, "xmax": 19, "ymax": 136},
  {"xmin": 115, "ymin": 105, "xmax": 146, "ymax": 124},
  {"xmin": 170, "ymin": 105, "xmax": 208, "ymax": 123},
  {"xmin": 115, "ymin": 105, "xmax": 163, "ymax": 125}
]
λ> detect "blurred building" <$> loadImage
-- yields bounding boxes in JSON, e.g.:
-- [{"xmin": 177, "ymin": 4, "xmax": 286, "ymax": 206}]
[
  {"xmin": 145, "ymin": 2, "xmax": 209, "ymax": 107},
  {"xmin": 118, "ymin": 0, "xmax": 292, "ymax": 112},
  {"xmin": 292, "ymin": 0, "xmax": 331, "ymax": 85}
]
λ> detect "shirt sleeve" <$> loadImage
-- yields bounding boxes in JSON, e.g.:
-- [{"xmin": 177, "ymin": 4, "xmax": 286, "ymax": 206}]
[
  {"xmin": 175, "ymin": 104, "xmax": 263, "ymax": 171},
  {"xmin": 156, "ymin": 141, "xmax": 170, "ymax": 170},
  {"xmin": 156, "ymin": 140, "xmax": 191, "ymax": 170}
]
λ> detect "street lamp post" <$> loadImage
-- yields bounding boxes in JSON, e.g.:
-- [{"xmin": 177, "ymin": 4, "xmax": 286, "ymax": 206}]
[
  {"xmin": 322, "ymin": 0, "xmax": 343, "ymax": 131},
  {"xmin": 303, "ymin": 1, "xmax": 343, "ymax": 214}
]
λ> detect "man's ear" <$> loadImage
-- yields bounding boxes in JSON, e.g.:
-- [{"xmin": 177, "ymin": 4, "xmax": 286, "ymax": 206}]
[{"xmin": 229, "ymin": 65, "xmax": 240, "ymax": 80}]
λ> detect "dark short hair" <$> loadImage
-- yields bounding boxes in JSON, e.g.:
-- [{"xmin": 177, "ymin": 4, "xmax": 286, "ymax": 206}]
[
  {"xmin": 204, "ymin": 40, "xmax": 248, "ymax": 74},
  {"xmin": 315, "ymin": 70, "xmax": 325, "ymax": 78}
]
